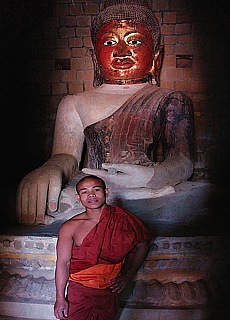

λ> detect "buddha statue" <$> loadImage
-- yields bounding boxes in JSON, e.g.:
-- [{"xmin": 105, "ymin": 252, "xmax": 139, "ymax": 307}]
[{"xmin": 17, "ymin": 0, "xmax": 194, "ymax": 224}]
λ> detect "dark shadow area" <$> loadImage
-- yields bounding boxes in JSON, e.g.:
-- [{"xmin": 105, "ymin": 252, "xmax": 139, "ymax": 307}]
[
  {"xmin": 189, "ymin": 0, "xmax": 230, "ymax": 187},
  {"xmin": 0, "ymin": 1, "xmax": 55, "ymax": 230}
]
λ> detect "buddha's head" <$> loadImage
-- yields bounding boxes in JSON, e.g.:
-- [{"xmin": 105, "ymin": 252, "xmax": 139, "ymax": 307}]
[{"xmin": 90, "ymin": 0, "xmax": 163, "ymax": 86}]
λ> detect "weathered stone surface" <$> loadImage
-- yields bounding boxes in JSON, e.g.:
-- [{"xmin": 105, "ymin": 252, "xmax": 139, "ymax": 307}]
[
  {"xmin": 1, "ymin": 235, "xmax": 229, "ymax": 311},
  {"xmin": 146, "ymin": 280, "xmax": 166, "ymax": 301},
  {"xmin": 47, "ymin": 181, "xmax": 229, "ymax": 236},
  {"xmin": 0, "ymin": 272, "xmax": 55, "ymax": 302},
  {"xmin": 180, "ymin": 281, "xmax": 196, "ymax": 302},
  {"xmin": 0, "ymin": 272, "xmax": 225, "ymax": 308}
]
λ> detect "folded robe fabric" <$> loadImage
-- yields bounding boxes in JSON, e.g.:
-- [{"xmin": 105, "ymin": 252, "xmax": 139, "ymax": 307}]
[
  {"xmin": 67, "ymin": 281, "xmax": 120, "ymax": 320},
  {"xmin": 69, "ymin": 260, "xmax": 123, "ymax": 289},
  {"xmin": 69, "ymin": 204, "xmax": 150, "ymax": 276}
]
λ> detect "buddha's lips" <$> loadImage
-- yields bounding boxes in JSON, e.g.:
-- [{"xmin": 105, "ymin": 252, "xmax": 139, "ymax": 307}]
[{"xmin": 112, "ymin": 57, "xmax": 134, "ymax": 69}]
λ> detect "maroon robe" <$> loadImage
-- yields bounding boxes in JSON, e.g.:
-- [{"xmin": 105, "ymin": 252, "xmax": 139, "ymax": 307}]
[{"xmin": 66, "ymin": 204, "xmax": 150, "ymax": 320}]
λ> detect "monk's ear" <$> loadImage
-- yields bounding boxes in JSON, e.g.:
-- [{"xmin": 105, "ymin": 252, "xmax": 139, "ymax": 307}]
[
  {"xmin": 76, "ymin": 193, "xmax": 81, "ymax": 202},
  {"xmin": 105, "ymin": 188, "xmax": 109, "ymax": 198},
  {"xmin": 150, "ymin": 45, "xmax": 164, "ymax": 86}
]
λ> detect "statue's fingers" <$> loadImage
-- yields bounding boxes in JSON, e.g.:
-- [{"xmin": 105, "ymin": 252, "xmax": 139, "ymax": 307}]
[
  {"xmin": 20, "ymin": 184, "xmax": 33, "ymax": 224},
  {"xmin": 16, "ymin": 184, "xmax": 23, "ymax": 223},
  {"xmin": 35, "ymin": 182, "xmax": 48, "ymax": 224},
  {"xmin": 102, "ymin": 163, "xmax": 133, "ymax": 174},
  {"xmin": 82, "ymin": 168, "xmax": 97, "ymax": 175},
  {"xmin": 47, "ymin": 176, "xmax": 62, "ymax": 213},
  {"xmin": 27, "ymin": 185, "xmax": 38, "ymax": 224},
  {"xmin": 82, "ymin": 168, "xmax": 108, "ymax": 177}
]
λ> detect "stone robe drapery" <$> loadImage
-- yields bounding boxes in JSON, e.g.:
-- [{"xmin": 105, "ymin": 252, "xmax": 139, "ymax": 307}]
[{"xmin": 84, "ymin": 84, "xmax": 194, "ymax": 171}]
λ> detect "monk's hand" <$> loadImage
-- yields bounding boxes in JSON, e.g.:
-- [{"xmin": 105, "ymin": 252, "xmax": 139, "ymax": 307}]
[
  {"xmin": 109, "ymin": 274, "xmax": 133, "ymax": 293},
  {"xmin": 17, "ymin": 164, "xmax": 62, "ymax": 225},
  {"xmin": 82, "ymin": 163, "xmax": 154, "ymax": 188},
  {"xmin": 54, "ymin": 297, "xmax": 68, "ymax": 319}
]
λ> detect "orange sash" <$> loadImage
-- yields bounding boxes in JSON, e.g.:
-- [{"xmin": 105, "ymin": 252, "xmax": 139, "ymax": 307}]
[{"xmin": 69, "ymin": 261, "xmax": 123, "ymax": 289}]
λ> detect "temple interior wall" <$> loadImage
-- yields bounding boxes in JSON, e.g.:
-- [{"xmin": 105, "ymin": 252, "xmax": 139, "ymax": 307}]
[{"xmin": 1, "ymin": 0, "xmax": 229, "ymax": 224}]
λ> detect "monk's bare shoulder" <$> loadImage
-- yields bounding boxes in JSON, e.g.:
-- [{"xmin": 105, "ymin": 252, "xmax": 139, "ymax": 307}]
[
  {"xmin": 62, "ymin": 212, "xmax": 87, "ymax": 226},
  {"xmin": 58, "ymin": 213, "xmax": 86, "ymax": 234},
  {"xmin": 70, "ymin": 211, "xmax": 88, "ymax": 221}
]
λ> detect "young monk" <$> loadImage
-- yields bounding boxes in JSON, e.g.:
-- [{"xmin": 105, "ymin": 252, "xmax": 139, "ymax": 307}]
[{"xmin": 54, "ymin": 175, "xmax": 150, "ymax": 320}]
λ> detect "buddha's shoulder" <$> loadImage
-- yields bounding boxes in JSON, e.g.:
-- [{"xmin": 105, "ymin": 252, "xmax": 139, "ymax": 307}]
[{"xmin": 60, "ymin": 89, "xmax": 116, "ymax": 107}]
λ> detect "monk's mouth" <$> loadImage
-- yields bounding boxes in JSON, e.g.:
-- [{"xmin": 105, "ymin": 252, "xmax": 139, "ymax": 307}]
[
  {"xmin": 88, "ymin": 199, "xmax": 98, "ymax": 203},
  {"xmin": 112, "ymin": 58, "xmax": 134, "ymax": 69}
]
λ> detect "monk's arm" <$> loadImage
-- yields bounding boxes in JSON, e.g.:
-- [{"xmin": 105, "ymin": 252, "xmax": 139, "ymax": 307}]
[
  {"xmin": 110, "ymin": 240, "xmax": 150, "ymax": 293},
  {"xmin": 123, "ymin": 240, "xmax": 150, "ymax": 279},
  {"xmin": 54, "ymin": 223, "xmax": 73, "ymax": 319}
]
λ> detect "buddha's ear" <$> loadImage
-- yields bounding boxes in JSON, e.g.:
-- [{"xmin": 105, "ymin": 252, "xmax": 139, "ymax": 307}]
[
  {"xmin": 150, "ymin": 45, "xmax": 164, "ymax": 86},
  {"xmin": 89, "ymin": 48, "xmax": 103, "ymax": 87}
]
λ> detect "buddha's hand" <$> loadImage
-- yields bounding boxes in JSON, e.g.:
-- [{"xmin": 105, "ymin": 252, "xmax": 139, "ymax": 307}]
[
  {"xmin": 82, "ymin": 163, "xmax": 154, "ymax": 188},
  {"xmin": 17, "ymin": 154, "xmax": 77, "ymax": 225},
  {"xmin": 17, "ymin": 165, "xmax": 62, "ymax": 224}
]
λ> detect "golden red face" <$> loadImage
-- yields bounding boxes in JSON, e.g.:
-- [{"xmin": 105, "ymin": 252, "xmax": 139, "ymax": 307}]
[{"xmin": 95, "ymin": 20, "xmax": 155, "ymax": 83}]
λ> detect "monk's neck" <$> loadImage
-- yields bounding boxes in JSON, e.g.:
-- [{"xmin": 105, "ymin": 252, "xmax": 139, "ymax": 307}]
[{"xmin": 85, "ymin": 204, "xmax": 107, "ymax": 220}]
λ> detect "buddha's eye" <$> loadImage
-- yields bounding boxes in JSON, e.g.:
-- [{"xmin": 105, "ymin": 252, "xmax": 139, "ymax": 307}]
[
  {"xmin": 127, "ymin": 39, "xmax": 142, "ymax": 45},
  {"xmin": 104, "ymin": 39, "xmax": 117, "ymax": 46}
]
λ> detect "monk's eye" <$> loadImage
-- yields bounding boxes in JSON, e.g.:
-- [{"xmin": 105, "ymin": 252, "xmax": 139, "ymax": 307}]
[
  {"xmin": 94, "ymin": 188, "xmax": 102, "ymax": 192},
  {"xmin": 127, "ymin": 39, "xmax": 142, "ymax": 45},
  {"xmin": 104, "ymin": 39, "xmax": 117, "ymax": 46}
]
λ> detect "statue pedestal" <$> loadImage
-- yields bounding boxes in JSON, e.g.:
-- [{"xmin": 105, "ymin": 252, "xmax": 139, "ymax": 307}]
[
  {"xmin": 0, "ymin": 181, "xmax": 229, "ymax": 319},
  {"xmin": 55, "ymin": 180, "xmax": 229, "ymax": 236}
]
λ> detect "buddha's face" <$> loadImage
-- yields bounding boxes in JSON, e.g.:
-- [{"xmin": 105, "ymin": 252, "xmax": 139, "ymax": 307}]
[{"xmin": 95, "ymin": 20, "xmax": 155, "ymax": 83}]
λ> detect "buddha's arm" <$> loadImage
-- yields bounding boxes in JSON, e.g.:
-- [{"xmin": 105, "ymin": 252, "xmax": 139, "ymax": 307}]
[
  {"xmin": 147, "ymin": 92, "xmax": 194, "ymax": 188},
  {"xmin": 52, "ymin": 95, "xmax": 84, "ymax": 163},
  {"xmin": 82, "ymin": 92, "xmax": 194, "ymax": 189},
  {"xmin": 147, "ymin": 155, "xmax": 194, "ymax": 188},
  {"xmin": 17, "ymin": 95, "xmax": 84, "ymax": 224}
]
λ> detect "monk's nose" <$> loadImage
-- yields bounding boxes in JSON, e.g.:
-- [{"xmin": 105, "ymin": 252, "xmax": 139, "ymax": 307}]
[{"xmin": 113, "ymin": 40, "xmax": 131, "ymax": 57}]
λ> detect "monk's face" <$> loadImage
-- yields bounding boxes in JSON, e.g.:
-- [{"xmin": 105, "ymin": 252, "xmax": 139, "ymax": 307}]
[
  {"xmin": 96, "ymin": 20, "xmax": 154, "ymax": 83},
  {"xmin": 76, "ymin": 178, "xmax": 108, "ymax": 210}
]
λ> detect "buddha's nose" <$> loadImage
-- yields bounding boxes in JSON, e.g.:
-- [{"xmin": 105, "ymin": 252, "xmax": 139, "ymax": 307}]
[{"xmin": 113, "ymin": 41, "xmax": 132, "ymax": 57}]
